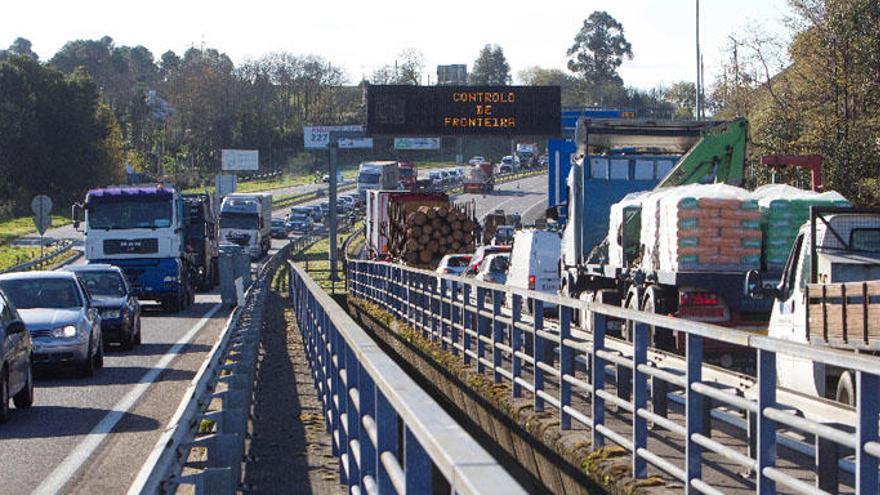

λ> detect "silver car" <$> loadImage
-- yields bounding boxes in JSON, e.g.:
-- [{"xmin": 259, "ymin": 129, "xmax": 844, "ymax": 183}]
[{"xmin": 0, "ymin": 272, "xmax": 104, "ymax": 377}]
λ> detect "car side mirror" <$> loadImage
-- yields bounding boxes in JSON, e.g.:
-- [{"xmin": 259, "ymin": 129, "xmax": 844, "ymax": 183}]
[
  {"xmin": 745, "ymin": 269, "xmax": 780, "ymax": 300},
  {"xmin": 7, "ymin": 321, "xmax": 26, "ymax": 335}
]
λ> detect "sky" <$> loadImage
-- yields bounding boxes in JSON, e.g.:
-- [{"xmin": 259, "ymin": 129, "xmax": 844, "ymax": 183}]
[{"xmin": 1, "ymin": 0, "xmax": 794, "ymax": 89}]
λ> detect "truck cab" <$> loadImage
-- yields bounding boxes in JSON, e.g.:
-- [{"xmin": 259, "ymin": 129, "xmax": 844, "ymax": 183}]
[
  {"xmin": 77, "ymin": 185, "xmax": 193, "ymax": 312},
  {"xmin": 749, "ymin": 208, "xmax": 880, "ymax": 402},
  {"xmin": 219, "ymin": 193, "xmax": 272, "ymax": 259}
]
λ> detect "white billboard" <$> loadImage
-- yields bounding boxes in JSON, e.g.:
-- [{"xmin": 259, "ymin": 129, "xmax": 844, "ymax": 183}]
[
  {"xmin": 303, "ymin": 125, "xmax": 368, "ymax": 149},
  {"xmin": 221, "ymin": 149, "xmax": 259, "ymax": 171},
  {"xmin": 394, "ymin": 137, "xmax": 441, "ymax": 150}
]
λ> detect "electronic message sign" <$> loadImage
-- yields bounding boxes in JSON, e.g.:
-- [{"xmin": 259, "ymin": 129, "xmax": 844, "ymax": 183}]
[{"xmin": 366, "ymin": 85, "xmax": 561, "ymax": 136}]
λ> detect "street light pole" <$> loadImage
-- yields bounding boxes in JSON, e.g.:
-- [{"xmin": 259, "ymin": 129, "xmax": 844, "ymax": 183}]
[{"xmin": 695, "ymin": 0, "xmax": 702, "ymax": 120}]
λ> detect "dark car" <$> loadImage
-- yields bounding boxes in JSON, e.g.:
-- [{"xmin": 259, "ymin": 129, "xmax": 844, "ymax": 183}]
[
  {"xmin": 271, "ymin": 218, "xmax": 289, "ymax": 239},
  {"xmin": 0, "ymin": 288, "xmax": 34, "ymax": 422},
  {"xmin": 64, "ymin": 264, "xmax": 142, "ymax": 350},
  {"xmin": 309, "ymin": 205, "xmax": 324, "ymax": 223}
]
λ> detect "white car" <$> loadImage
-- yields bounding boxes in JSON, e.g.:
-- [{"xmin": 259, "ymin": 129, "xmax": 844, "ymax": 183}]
[
  {"xmin": 474, "ymin": 253, "xmax": 510, "ymax": 285},
  {"xmin": 506, "ymin": 230, "xmax": 561, "ymax": 313},
  {"xmin": 435, "ymin": 254, "xmax": 472, "ymax": 276},
  {"xmin": 468, "ymin": 156, "xmax": 486, "ymax": 166}
]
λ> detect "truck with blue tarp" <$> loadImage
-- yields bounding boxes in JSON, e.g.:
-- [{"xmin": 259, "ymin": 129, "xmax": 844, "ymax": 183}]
[
  {"xmin": 74, "ymin": 185, "xmax": 196, "ymax": 312},
  {"xmin": 556, "ymin": 118, "xmax": 776, "ymax": 366}
]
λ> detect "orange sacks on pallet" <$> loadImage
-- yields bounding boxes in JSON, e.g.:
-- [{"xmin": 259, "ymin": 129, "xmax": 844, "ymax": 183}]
[
  {"xmin": 697, "ymin": 198, "xmax": 742, "ymax": 209},
  {"xmin": 700, "ymin": 254, "xmax": 741, "ymax": 264},
  {"xmin": 677, "ymin": 208, "xmax": 721, "ymax": 220},
  {"xmin": 720, "ymin": 227, "xmax": 762, "ymax": 239},
  {"xmin": 720, "ymin": 209, "xmax": 762, "ymax": 220},
  {"xmin": 719, "ymin": 246, "xmax": 761, "ymax": 257},
  {"xmin": 678, "ymin": 246, "xmax": 720, "ymax": 256}
]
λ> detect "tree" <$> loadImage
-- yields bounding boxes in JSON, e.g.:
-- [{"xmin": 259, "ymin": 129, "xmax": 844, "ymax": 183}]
[
  {"xmin": 6, "ymin": 38, "xmax": 39, "ymax": 60},
  {"xmin": 370, "ymin": 49, "xmax": 424, "ymax": 85},
  {"xmin": 518, "ymin": 66, "xmax": 581, "ymax": 106},
  {"xmin": 469, "ymin": 44, "xmax": 510, "ymax": 85},
  {"xmin": 567, "ymin": 11, "xmax": 633, "ymax": 87},
  {"xmin": 665, "ymin": 81, "xmax": 696, "ymax": 119}
]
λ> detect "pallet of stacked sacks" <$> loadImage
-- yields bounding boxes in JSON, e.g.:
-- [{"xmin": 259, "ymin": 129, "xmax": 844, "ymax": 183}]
[
  {"xmin": 752, "ymin": 184, "xmax": 849, "ymax": 271},
  {"xmin": 640, "ymin": 184, "xmax": 762, "ymax": 272}
]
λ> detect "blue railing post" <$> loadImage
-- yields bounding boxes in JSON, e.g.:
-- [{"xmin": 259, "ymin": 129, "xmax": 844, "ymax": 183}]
[
  {"xmin": 632, "ymin": 322, "xmax": 649, "ymax": 479},
  {"xmin": 440, "ymin": 278, "xmax": 449, "ymax": 351},
  {"xmin": 429, "ymin": 275, "xmax": 439, "ymax": 342},
  {"xmin": 345, "ymin": 346, "xmax": 360, "ymax": 491},
  {"xmin": 463, "ymin": 284, "xmax": 472, "ymax": 365},
  {"xmin": 686, "ymin": 333, "xmax": 704, "ymax": 493},
  {"xmin": 856, "ymin": 371, "xmax": 879, "ymax": 494},
  {"xmin": 405, "ymin": 427, "xmax": 432, "ymax": 493},
  {"xmin": 756, "ymin": 349, "xmax": 776, "ymax": 495},
  {"xmin": 591, "ymin": 312, "xmax": 606, "ymax": 448},
  {"xmin": 492, "ymin": 289, "xmax": 504, "ymax": 384},
  {"xmin": 476, "ymin": 287, "xmax": 487, "ymax": 374},
  {"xmin": 358, "ymin": 367, "xmax": 376, "ymax": 492},
  {"xmin": 375, "ymin": 392, "xmax": 399, "ymax": 494},
  {"xmin": 534, "ymin": 299, "xmax": 546, "ymax": 412},
  {"xmin": 511, "ymin": 294, "xmax": 523, "ymax": 398},
  {"xmin": 559, "ymin": 304, "xmax": 573, "ymax": 430},
  {"xmin": 450, "ymin": 279, "xmax": 460, "ymax": 356},
  {"xmin": 334, "ymin": 328, "xmax": 349, "ymax": 484}
]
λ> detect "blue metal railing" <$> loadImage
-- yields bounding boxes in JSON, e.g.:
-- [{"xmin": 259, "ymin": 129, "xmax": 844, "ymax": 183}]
[
  {"xmin": 348, "ymin": 260, "xmax": 880, "ymax": 495},
  {"xmin": 287, "ymin": 261, "xmax": 526, "ymax": 495}
]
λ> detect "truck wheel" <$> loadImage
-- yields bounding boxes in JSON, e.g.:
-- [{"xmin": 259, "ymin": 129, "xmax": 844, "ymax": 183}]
[
  {"xmin": 836, "ymin": 371, "xmax": 856, "ymax": 406},
  {"xmin": 595, "ymin": 289, "xmax": 622, "ymax": 337},
  {"xmin": 621, "ymin": 292, "xmax": 641, "ymax": 342}
]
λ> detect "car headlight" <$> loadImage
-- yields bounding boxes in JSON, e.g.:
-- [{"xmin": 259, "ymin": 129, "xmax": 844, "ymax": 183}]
[
  {"xmin": 102, "ymin": 309, "xmax": 121, "ymax": 318},
  {"xmin": 52, "ymin": 325, "xmax": 78, "ymax": 338}
]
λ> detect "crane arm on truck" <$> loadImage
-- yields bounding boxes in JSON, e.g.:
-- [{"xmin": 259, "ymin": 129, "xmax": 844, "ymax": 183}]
[{"xmin": 655, "ymin": 118, "xmax": 748, "ymax": 190}]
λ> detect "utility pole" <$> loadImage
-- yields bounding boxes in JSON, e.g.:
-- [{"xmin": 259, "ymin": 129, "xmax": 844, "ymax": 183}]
[
  {"xmin": 327, "ymin": 140, "xmax": 339, "ymax": 282},
  {"xmin": 695, "ymin": 0, "xmax": 702, "ymax": 120}
]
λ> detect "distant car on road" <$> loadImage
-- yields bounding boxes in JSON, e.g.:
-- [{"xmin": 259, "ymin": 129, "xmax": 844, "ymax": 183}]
[
  {"xmin": 0, "ymin": 288, "xmax": 34, "ymax": 422},
  {"xmin": 465, "ymin": 245, "xmax": 512, "ymax": 276},
  {"xmin": 339, "ymin": 195, "xmax": 356, "ymax": 211},
  {"xmin": 308, "ymin": 205, "xmax": 324, "ymax": 223},
  {"xmin": 271, "ymin": 218, "xmax": 288, "ymax": 239},
  {"xmin": 491, "ymin": 225, "xmax": 515, "ymax": 246},
  {"xmin": 468, "ymin": 156, "xmax": 487, "ymax": 166},
  {"xmin": 0, "ymin": 271, "xmax": 104, "ymax": 377},
  {"xmin": 64, "ymin": 264, "xmax": 142, "ymax": 350},
  {"xmin": 288, "ymin": 213, "xmax": 313, "ymax": 234},
  {"xmin": 323, "ymin": 172, "xmax": 344, "ymax": 184}
]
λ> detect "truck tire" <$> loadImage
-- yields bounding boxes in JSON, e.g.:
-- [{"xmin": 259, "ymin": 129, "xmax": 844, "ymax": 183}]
[
  {"xmin": 595, "ymin": 289, "xmax": 622, "ymax": 337},
  {"xmin": 621, "ymin": 287, "xmax": 643, "ymax": 342},
  {"xmin": 836, "ymin": 371, "xmax": 856, "ymax": 406}
]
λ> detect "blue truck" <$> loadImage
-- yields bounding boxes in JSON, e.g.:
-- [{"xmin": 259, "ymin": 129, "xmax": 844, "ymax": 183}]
[
  {"xmin": 554, "ymin": 118, "xmax": 775, "ymax": 365},
  {"xmin": 74, "ymin": 185, "xmax": 200, "ymax": 312}
]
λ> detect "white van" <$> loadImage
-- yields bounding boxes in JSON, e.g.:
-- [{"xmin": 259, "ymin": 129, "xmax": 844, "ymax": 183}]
[{"xmin": 506, "ymin": 230, "xmax": 561, "ymax": 312}]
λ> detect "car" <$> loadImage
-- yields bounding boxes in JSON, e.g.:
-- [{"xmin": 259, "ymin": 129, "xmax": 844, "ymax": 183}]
[
  {"xmin": 308, "ymin": 205, "xmax": 324, "ymax": 223},
  {"xmin": 468, "ymin": 156, "xmax": 487, "ymax": 166},
  {"xmin": 0, "ymin": 271, "xmax": 103, "ymax": 377},
  {"xmin": 0, "ymin": 287, "xmax": 34, "ymax": 422},
  {"xmin": 335, "ymin": 198, "xmax": 350, "ymax": 214},
  {"xmin": 439, "ymin": 170, "xmax": 453, "ymax": 187},
  {"xmin": 63, "ymin": 264, "xmax": 142, "ymax": 350},
  {"xmin": 319, "ymin": 202, "xmax": 330, "ymax": 216},
  {"xmin": 428, "ymin": 171, "xmax": 445, "ymax": 190},
  {"xmin": 474, "ymin": 253, "xmax": 510, "ymax": 285},
  {"xmin": 506, "ymin": 229, "xmax": 561, "ymax": 313},
  {"xmin": 492, "ymin": 225, "xmax": 515, "ymax": 246},
  {"xmin": 288, "ymin": 213, "xmax": 313, "ymax": 234},
  {"xmin": 271, "ymin": 218, "xmax": 288, "ymax": 239},
  {"xmin": 465, "ymin": 245, "xmax": 512, "ymax": 276},
  {"xmin": 323, "ymin": 172, "xmax": 344, "ymax": 184},
  {"xmin": 435, "ymin": 254, "xmax": 472, "ymax": 276},
  {"xmin": 339, "ymin": 195, "xmax": 356, "ymax": 210}
]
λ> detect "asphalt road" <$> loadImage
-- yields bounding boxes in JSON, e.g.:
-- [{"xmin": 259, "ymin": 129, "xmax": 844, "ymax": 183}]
[{"xmin": 0, "ymin": 172, "xmax": 547, "ymax": 494}]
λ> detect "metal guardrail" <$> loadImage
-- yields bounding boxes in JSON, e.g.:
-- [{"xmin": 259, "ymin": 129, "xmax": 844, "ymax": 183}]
[
  {"xmin": 287, "ymin": 261, "xmax": 526, "ymax": 494},
  {"xmin": 348, "ymin": 261, "xmax": 880, "ymax": 495},
  {"xmin": 129, "ymin": 234, "xmax": 320, "ymax": 494},
  {"xmin": 0, "ymin": 239, "xmax": 75, "ymax": 274}
]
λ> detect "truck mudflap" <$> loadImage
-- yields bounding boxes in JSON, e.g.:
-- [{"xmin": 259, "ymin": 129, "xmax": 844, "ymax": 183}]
[{"xmin": 96, "ymin": 257, "xmax": 183, "ymax": 302}]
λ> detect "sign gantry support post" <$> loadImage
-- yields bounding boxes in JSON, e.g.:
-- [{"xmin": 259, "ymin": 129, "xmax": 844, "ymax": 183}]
[{"xmin": 326, "ymin": 130, "xmax": 366, "ymax": 283}]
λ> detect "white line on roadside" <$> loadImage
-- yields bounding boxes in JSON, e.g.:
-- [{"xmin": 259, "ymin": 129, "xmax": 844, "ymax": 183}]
[
  {"xmin": 520, "ymin": 195, "xmax": 548, "ymax": 222},
  {"xmin": 31, "ymin": 302, "xmax": 223, "ymax": 495}
]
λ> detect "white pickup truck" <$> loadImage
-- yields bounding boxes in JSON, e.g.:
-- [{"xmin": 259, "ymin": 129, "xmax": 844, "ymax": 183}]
[{"xmin": 747, "ymin": 207, "xmax": 880, "ymax": 404}]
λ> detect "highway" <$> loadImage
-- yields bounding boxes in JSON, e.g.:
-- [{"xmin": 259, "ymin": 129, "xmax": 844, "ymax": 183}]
[{"xmin": 0, "ymin": 172, "xmax": 547, "ymax": 494}]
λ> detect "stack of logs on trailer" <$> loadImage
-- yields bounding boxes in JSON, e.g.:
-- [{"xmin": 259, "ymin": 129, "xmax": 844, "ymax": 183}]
[{"xmin": 389, "ymin": 202, "xmax": 478, "ymax": 268}]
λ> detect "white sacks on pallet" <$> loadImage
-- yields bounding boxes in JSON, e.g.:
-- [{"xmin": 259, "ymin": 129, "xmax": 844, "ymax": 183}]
[{"xmin": 640, "ymin": 184, "xmax": 762, "ymax": 272}]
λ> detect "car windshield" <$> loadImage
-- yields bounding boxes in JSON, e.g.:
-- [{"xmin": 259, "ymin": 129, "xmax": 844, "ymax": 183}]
[
  {"xmin": 446, "ymin": 256, "xmax": 471, "ymax": 268},
  {"xmin": 89, "ymin": 199, "xmax": 173, "ymax": 230},
  {"xmin": 75, "ymin": 271, "xmax": 126, "ymax": 297},
  {"xmin": 0, "ymin": 278, "xmax": 83, "ymax": 309},
  {"xmin": 358, "ymin": 172, "xmax": 380, "ymax": 184},
  {"xmin": 291, "ymin": 214, "xmax": 309, "ymax": 222},
  {"xmin": 490, "ymin": 256, "xmax": 510, "ymax": 272},
  {"xmin": 272, "ymin": 219, "xmax": 285, "ymax": 226},
  {"xmin": 399, "ymin": 168, "xmax": 414, "ymax": 178},
  {"xmin": 220, "ymin": 212, "xmax": 258, "ymax": 230}
]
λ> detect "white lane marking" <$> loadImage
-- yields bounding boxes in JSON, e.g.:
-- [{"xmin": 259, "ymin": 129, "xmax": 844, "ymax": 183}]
[
  {"xmin": 32, "ymin": 302, "xmax": 223, "ymax": 495},
  {"xmin": 520, "ymin": 195, "xmax": 548, "ymax": 223}
]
